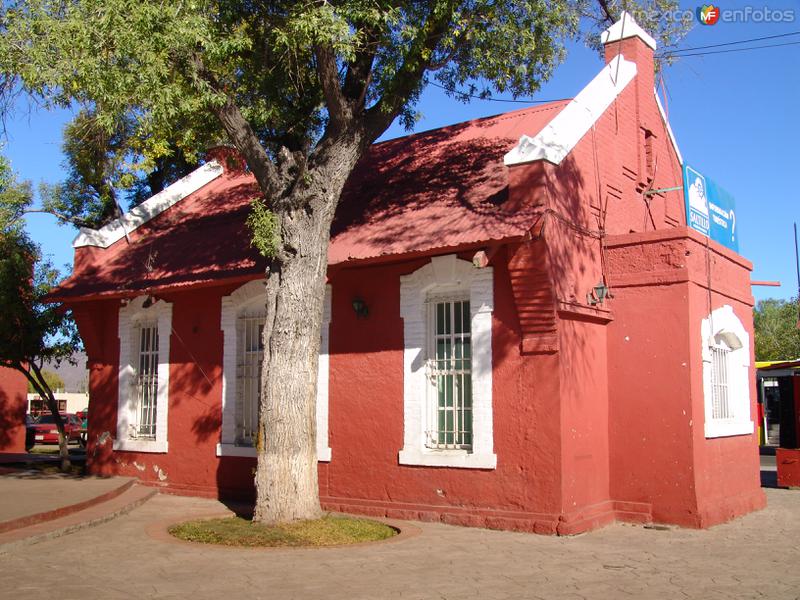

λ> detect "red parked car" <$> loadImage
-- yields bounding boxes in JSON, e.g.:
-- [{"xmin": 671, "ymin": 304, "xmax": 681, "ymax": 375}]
[{"xmin": 26, "ymin": 414, "xmax": 85, "ymax": 449}]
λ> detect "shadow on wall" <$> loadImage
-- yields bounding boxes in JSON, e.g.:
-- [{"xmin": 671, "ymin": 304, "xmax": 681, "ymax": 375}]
[{"xmin": 0, "ymin": 387, "xmax": 26, "ymax": 452}]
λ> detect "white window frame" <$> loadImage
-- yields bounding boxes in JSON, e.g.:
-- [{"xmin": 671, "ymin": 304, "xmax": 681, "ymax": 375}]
[
  {"xmin": 701, "ymin": 305, "xmax": 754, "ymax": 438},
  {"xmin": 115, "ymin": 296, "xmax": 172, "ymax": 453},
  {"xmin": 217, "ymin": 280, "xmax": 332, "ymax": 461},
  {"xmin": 399, "ymin": 254, "xmax": 496, "ymax": 469}
]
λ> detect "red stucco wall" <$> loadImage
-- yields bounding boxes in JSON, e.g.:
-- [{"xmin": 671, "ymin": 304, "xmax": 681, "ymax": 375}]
[
  {"xmin": 0, "ymin": 366, "xmax": 27, "ymax": 453},
  {"xmin": 606, "ymin": 230, "xmax": 765, "ymax": 527}
]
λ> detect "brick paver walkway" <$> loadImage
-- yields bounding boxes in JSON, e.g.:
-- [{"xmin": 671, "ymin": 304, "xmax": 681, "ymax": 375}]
[{"xmin": 2, "ymin": 488, "xmax": 799, "ymax": 600}]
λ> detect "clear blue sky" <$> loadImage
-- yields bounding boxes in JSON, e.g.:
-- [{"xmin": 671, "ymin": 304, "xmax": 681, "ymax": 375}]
[{"xmin": 4, "ymin": 0, "xmax": 799, "ymax": 302}]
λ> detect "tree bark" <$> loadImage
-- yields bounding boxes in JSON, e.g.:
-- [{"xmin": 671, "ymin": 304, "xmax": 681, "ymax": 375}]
[
  {"xmin": 23, "ymin": 362, "xmax": 71, "ymax": 471},
  {"xmin": 252, "ymin": 136, "xmax": 362, "ymax": 524}
]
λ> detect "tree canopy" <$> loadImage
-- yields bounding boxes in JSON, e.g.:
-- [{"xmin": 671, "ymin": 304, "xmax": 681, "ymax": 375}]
[
  {"xmin": 754, "ymin": 297, "xmax": 800, "ymax": 362},
  {"xmin": 0, "ymin": 153, "xmax": 81, "ymax": 468},
  {"xmin": 0, "ymin": 1, "xmax": 686, "ymax": 215},
  {"xmin": 38, "ymin": 109, "xmax": 201, "ymax": 229}
]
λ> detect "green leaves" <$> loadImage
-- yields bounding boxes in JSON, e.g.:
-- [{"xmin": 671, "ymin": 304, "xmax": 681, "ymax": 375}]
[
  {"xmin": 755, "ymin": 297, "xmax": 800, "ymax": 361},
  {"xmin": 0, "ymin": 153, "xmax": 32, "ymax": 233},
  {"xmin": 246, "ymin": 198, "xmax": 281, "ymax": 258},
  {"xmin": 0, "ymin": 152, "xmax": 80, "ymax": 371}
]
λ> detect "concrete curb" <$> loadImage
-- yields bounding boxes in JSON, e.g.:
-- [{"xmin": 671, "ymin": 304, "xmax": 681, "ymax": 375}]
[
  {"xmin": 0, "ymin": 476, "xmax": 135, "ymax": 534},
  {"xmin": 0, "ymin": 485, "xmax": 157, "ymax": 552}
]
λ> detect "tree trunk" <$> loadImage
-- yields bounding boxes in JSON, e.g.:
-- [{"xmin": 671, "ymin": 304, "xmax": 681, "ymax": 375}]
[
  {"xmin": 252, "ymin": 141, "xmax": 360, "ymax": 524},
  {"xmin": 26, "ymin": 362, "xmax": 71, "ymax": 471}
]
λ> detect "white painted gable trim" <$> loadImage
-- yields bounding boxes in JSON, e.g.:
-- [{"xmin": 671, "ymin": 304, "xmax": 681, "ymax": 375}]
[
  {"xmin": 701, "ymin": 305, "xmax": 754, "ymax": 438},
  {"xmin": 216, "ymin": 280, "xmax": 332, "ymax": 461},
  {"xmin": 72, "ymin": 161, "xmax": 224, "ymax": 249},
  {"xmin": 654, "ymin": 89, "xmax": 684, "ymax": 165},
  {"xmin": 114, "ymin": 296, "xmax": 172, "ymax": 453},
  {"xmin": 504, "ymin": 55, "xmax": 637, "ymax": 167},
  {"xmin": 399, "ymin": 254, "xmax": 496, "ymax": 469},
  {"xmin": 600, "ymin": 11, "xmax": 657, "ymax": 50}
]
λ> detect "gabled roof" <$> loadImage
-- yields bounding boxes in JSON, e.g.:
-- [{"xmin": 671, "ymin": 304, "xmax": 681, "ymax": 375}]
[
  {"xmin": 52, "ymin": 32, "xmax": 654, "ymax": 302},
  {"xmin": 53, "ymin": 100, "xmax": 576, "ymax": 301},
  {"xmin": 329, "ymin": 100, "xmax": 569, "ymax": 264}
]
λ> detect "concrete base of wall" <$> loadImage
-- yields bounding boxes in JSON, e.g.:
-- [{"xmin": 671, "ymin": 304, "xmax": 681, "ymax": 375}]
[
  {"xmin": 320, "ymin": 495, "xmax": 653, "ymax": 536},
  {"xmin": 694, "ymin": 488, "xmax": 767, "ymax": 529}
]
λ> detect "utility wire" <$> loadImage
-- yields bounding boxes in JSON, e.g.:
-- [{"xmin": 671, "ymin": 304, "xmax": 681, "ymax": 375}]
[
  {"xmin": 660, "ymin": 39, "xmax": 800, "ymax": 58},
  {"xmin": 660, "ymin": 30, "xmax": 800, "ymax": 56},
  {"xmin": 427, "ymin": 80, "xmax": 568, "ymax": 104},
  {"xmin": 429, "ymin": 33, "xmax": 800, "ymax": 104}
]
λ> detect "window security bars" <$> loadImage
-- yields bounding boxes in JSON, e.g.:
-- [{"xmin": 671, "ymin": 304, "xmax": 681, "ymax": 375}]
[
  {"xmin": 134, "ymin": 322, "xmax": 159, "ymax": 439},
  {"xmin": 427, "ymin": 298, "xmax": 472, "ymax": 449},
  {"xmin": 710, "ymin": 345, "xmax": 732, "ymax": 420},
  {"xmin": 237, "ymin": 315, "xmax": 264, "ymax": 445}
]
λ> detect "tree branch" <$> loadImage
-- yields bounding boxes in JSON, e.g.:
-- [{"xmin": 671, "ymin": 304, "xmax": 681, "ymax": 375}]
[
  {"xmin": 596, "ymin": 0, "xmax": 617, "ymax": 24},
  {"xmin": 10, "ymin": 208, "xmax": 95, "ymax": 229},
  {"xmin": 363, "ymin": 4, "xmax": 456, "ymax": 141},
  {"xmin": 314, "ymin": 44, "xmax": 350, "ymax": 134},
  {"xmin": 342, "ymin": 28, "xmax": 379, "ymax": 109},
  {"xmin": 186, "ymin": 54, "xmax": 283, "ymax": 199}
]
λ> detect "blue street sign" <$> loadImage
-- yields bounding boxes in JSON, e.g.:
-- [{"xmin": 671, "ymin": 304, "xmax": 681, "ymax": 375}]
[{"xmin": 683, "ymin": 164, "xmax": 738, "ymax": 252}]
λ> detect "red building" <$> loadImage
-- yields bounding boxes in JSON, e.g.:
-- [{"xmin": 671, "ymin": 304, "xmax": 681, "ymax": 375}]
[
  {"xmin": 49, "ymin": 15, "xmax": 764, "ymax": 534},
  {"xmin": 0, "ymin": 366, "xmax": 28, "ymax": 453}
]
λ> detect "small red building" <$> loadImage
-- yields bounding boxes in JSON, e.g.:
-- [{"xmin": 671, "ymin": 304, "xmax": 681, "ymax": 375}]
[
  {"xmin": 50, "ymin": 15, "xmax": 765, "ymax": 533},
  {"xmin": 0, "ymin": 366, "xmax": 28, "ymax": 453}
]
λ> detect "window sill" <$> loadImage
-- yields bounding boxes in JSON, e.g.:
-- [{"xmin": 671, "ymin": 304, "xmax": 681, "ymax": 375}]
[
  {"xmin": 704, "ymin": 420, "xmax": 754, "ymax": 439},
  {"xmin": 113, "ymin": 438, "xmax": 168, "ymax": 453},
  {"xmin": 216, "ymin": 443, "xmax": 332, "ymax": 462},
  {"xmin": 398, "ymin": 447, "xmax": 497, "ymax": 469}
]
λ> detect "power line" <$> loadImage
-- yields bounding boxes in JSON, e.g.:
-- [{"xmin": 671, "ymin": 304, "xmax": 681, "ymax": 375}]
[
  {"xmin": 428, "ymin": 34, "xmax": 800, "ymax": 104},
  {"xmin": 660, "ymin": 30, "xmax": 800, "ymax": 56},
  {"xmin": 660, "ymin": 39, "xmax": 800, "ymax": 58},
  {"xmin": 427, "ymin": 80, "xmax": 567, "ymax": 104}
]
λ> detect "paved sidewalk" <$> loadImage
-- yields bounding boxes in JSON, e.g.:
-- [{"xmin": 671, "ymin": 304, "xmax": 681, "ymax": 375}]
[
  {"xmin": 0, "ymin": 471, "xmax": 133, "ymax": 525},
  {"xmin": 1, "ymin": 487, "xmax": 799, "ymax": 600}
]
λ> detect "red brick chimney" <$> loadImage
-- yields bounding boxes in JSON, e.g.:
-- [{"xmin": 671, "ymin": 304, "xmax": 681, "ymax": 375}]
[
  {"xmin": 602, "ymin": 11, "xmax": 656, "ymax": 95},
  {"xmin": 601, "ymin": 12, "xmax": 660, "ymax": 188}
]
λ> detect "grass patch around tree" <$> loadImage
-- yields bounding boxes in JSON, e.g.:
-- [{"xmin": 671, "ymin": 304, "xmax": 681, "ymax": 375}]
[{"xmin": 169, "ymin": 514, "xmax": 397, "ymax": 547}]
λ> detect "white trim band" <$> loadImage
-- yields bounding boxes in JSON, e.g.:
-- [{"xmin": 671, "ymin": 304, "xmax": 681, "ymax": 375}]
[
  {"xmin": 114, "ymin": 296, "xmax": 172, "ymax": 454},
  {"xmin": 504, "ymin": 55, "xmax": 637, "ymax": 167},
  {"xmin": 217, "ymin": 280, "xmax": 331, "ymax": 461},
  {"xmin": 73, "ymin": 161, "xmax": 224, "ymax": 248},
  {"xmin": 399, "ymin": 254, "xmax": 496, "ymax": 469},
  {"xmin": 701, "ymin": 305, "xmax": 754, "ymax": 439}
]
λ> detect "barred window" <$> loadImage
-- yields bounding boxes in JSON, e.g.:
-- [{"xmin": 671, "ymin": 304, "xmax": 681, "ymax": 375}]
[
  {"xmin": 133, "ymin": 321, "xmax": 159, "ymax": 439},
  {"xmin": 236, "ymin": 314, "xmax": 264, "ymax": 445},
  {"xmin": 427, "ymin": 297, "xmax": 472, "ymax": 450},
  {"xmin": 710, "ymin": 345, "xmax": 732, "ymax": 420},
  {"xmin": 701, "ymin": 305, "xmax": 754, "ymax": 439}
]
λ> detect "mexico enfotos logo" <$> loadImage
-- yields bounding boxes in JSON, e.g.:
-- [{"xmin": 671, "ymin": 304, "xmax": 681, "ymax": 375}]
[
  {"xmin": 632, "ymin": 4, "xmax": 795, "ymax": 24},
  {"xmin": 695, "ymin": 4, "xmax": 796, "ymax": 25}
]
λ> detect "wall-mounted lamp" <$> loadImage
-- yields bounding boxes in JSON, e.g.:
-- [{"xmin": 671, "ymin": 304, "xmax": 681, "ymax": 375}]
[
  {"xmin": 587, "ymin": 281, "xmax": 611, "ymax": 306},
  {"xmin": 352, "ymin": 297, "xmax": 369, "ymax": 319}
]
